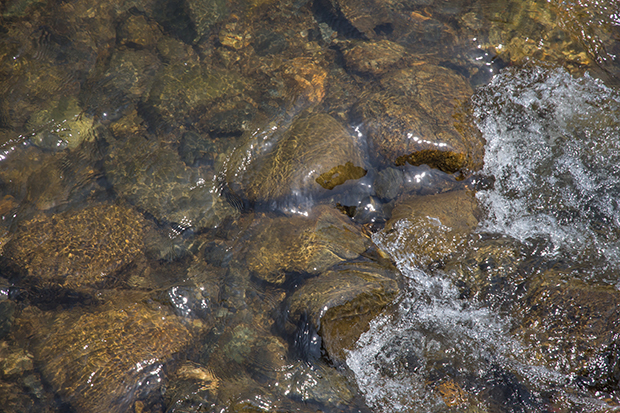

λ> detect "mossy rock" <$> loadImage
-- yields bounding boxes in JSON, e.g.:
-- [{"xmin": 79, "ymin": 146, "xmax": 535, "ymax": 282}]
[
  {"xmin": 223, "ymin": 111, "xmax": 366, "ymax": 208},
  {"xmin": 378, "ymin": 190, "xmax": 481, "ymax": 269},
  {"xmin": 352, "ymin": 64, "xmax": 484, "ymax": 173},
  {"xmin": 16, "ymin": 297, "xmax": 196, "ymax": 413},
  {"xmin": 3, "ymin": 203, "xmax": 145, "ymax": 288},
  {"xmin": 287, "ymin": 261, "xmax": 401, "ymax": 363},
  {"xmin": 244, "ymin": 205, "xmax": 371, "ymax": 284}
]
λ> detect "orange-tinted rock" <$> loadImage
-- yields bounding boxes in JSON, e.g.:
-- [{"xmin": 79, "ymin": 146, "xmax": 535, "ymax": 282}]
[{"xmin": 3, "ymin": 204, "xmax": 145, "ymax": 288}]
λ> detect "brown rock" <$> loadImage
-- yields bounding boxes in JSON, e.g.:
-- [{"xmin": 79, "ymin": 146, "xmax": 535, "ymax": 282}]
[
  {"xmin": 223, "ymin": 111, "xmax": 366, "ymax": 207},
  {"xmin": 513, "ymin": 275, "xmax": 620, "ymax": 375},
  {"xmin": 342, "ymin": 40, "xmax": 405, "ymax": 75},
  {"xmin": 325, "ymin": 0, "xmax": 391, "ymax": 37},
  {"xmin": 117, "ymin": 15, "xmax": 162, "ymax": 49},
  {"xmin": 288, "ymin": 261, "xmax": 401, "ymax": 363},
  {"xmin": 352, "ymin": 64, "xmax": 484, "ymax": 173},
  {"xmin": 378, "ymin": 190, "xmax": 480, "ymax": 268},
  {"xmin": 17, "ymin": 298, "xmax": 195, "ymax": 413},
  {"xmin": 3, "ymin": 203, "xmax": 145, "ymax": 288},
  {"xmin": 244, "ymin": 206, "xmax": 371, "ymax": 284}
]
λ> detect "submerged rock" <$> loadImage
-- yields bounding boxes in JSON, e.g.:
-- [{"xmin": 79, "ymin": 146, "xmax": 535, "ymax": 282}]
[
  {"xmin": 145, "ymin": 60, "xmax": 249, "ymax": 131},
  {"xmin": 15, "ymin": 297, "xmax": 197, "ymax": 413},
  {"xmin": 321, "ymin": 0, "xmax": 391, "ymax": 38},
  {"xmin": 287, "ymin": 260, "xmax": 400, "ymax": 363},
  {"xmin": 342, "ymin": 40, "xmax": 405, "ymax": 75},
  {"xmin": 352, "ymin": 64, "xmax": 484, "ymax": 173},
  {"xmin": 105, "ymin": 133, "xmax": 237, "ymax": 230},
  {"xmin": 513, "ymin": 275, "xmax": 620, "ymax": 376},
  {"xmin": 222, "ymin": 111, "xmax": 366, "ymax": 210},
  {"xmin": 3, "ymin": 203, "xmax": 145, "ymax": 288},
  {"xmin": 244, "ymin": 205, "xmax": 371, "ymax": 284},
  {"xmin": 377, "ymin": 190, "xmax": 481, "ymax": 269}
]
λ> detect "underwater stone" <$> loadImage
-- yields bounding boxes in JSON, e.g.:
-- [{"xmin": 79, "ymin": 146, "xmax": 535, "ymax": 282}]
[
  {"xmin": 105, "ymin": 133, "xmax": 237, "ymax": 230},
  {"xmin": 145, "ymin": 60, "xmax": 249, "ymax": 131},
  {"xmin": 342, "ymin": 39, "xmax": 405, "ymax": 75},
  {"xmin": 378, "ymin": 190, "xmax": 481, "ymax": 268},
  {"xmin": 223, "ymin": 111, "xmax": 366, "ymax": 209},
  {"xmin": 244, "ymin": 205, "xmax": 371, "ymax": 284},
  {"xmin": 117, "ymin": 14, "xmax": 162, "ymax": 49},
  {"xmin": 323, "ymin": 0, "xmax": 391, "ymax": 37},
  {"xmin": 16, "ymin": 297, "xmax": 196, "ymax": 413},
  {"xmin": 287, "ymin": 260, "xmax": 401, "ymax": 363},
  {"xmin": 513, "ymin": 276, "xmax": 620, "ymax": 376},
  {"xmin": 351, "ymin": 64, "xmax": 484, "ymax": 173},
  {"xmin": 3, "ymin": 203, "xmax": 145, "ymax": 288}
]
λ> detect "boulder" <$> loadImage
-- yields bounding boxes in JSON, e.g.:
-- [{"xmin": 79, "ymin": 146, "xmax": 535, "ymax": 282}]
[
  {"xmin": 378, "ymin": 190, "xmax": 481, "ymax": 268},
  {"xmin": 352, "ymin": 64, "xmax": 484, "ymax": 173},
  {"xmin": 223, "ymin": 112, "xmax": 366, "ymax": 209},
  {"xmin": 513, "ymin": 275, "xmax": 620, "ymax": 375},
  {"xmin": 3, "ymin": 203, "xmax": 145, "ymax": 288},
  {"xmin": 342, "ymin": 40, "xmax": 405, "ymax": 75},
  {"xmin": 244, "ymin": 206, "xmax": 371, "ymax": 284},
  {"xmin": 287, "ymin": 260, "xmax": 401, "ymax": 363},
  {"xmin": 105, "ymin": 133, "xmax": 237, "ymax": 230},
  {"xmin": 15, "ymin": 297, "xmax": 197, "ymax": 413}
]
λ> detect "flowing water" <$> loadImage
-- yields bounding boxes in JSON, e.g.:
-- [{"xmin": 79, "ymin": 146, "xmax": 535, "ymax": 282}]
[{"xmin": 1, "ymin": 0, "xmax": 620, "ymax": 412}]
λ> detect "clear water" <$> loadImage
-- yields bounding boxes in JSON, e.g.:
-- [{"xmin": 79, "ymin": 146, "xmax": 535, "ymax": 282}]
[{"xmin": 346, "ymin": 66, "xmax": 620, "ymax": 411}]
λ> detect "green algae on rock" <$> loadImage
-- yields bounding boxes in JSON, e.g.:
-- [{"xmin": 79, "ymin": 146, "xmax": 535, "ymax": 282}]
[
  {"xmin": 351, "ymin": 64, "xmax": 484, "ymax": 174},
  {"xmin": 3, "ymin": 203, "xmax": 145, "ymax": 288},
  {"xmin": 15, "ymin": 297, "xmax": 197, "ymax": 413},
  {"xmin": 222, "ymin": 111, "xmax": 366, "ymax": 209}
]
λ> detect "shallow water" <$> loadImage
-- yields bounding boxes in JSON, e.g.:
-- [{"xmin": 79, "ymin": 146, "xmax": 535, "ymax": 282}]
[{"xmin": 1, "ymin": 0, "xmax": 620, "ymax": 411}]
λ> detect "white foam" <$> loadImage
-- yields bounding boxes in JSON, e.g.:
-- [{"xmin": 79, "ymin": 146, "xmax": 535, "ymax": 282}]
[{"xmin": 473, "ymin": 66, "xmax": 620, "ymax": 281}]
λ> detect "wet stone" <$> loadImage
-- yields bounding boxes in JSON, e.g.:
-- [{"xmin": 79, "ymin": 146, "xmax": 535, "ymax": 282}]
[
  {"xmin": 145, "ymin": 61, "xmax": 248, "ymax": 131},
  {"xmin": 117, "ymin": 14, "xmax": 162, "ymax": 49},
  {"xmin": 27, "ymin": 97, "xmax": 94, "ymax": 151},
  {"xmin": 90, "ymin": 48, "xmax": 161, "ymax": 121},
  {"xmin": 243, "ymin": 205, "xmax": 371, "ymax": 284},
  {"xmin": 195, "ymin": 100, "xmax": 257, "ymax": 136},
  {"xmin": 513, "ymin": 275, "xmax": 620, "ymax": 376},
  {"xmin": 442, "ymin": 235, "xmax": 528, "ymax": 306},
  {"xmin": 186, "ymin": 0, "xmax": 228, "ymax": 42},
  {"xmin": 15, "ymin": 297, "xmax": 196, "ymax": 413},
  {"xmin": 324, "ymin": 0, "xmax": 392, "ymax": 37},
  {"xmin": 3, "ymin": 203, "xmax": 145, "ymax": 288},
  {"xmin": 342, "ymin": 39, "xmax": 405, "ymax": 75},
  {"xmin": 378, "ymin": 190, "xmax": 481, "ymax": 269},
  {"xmin": 351, "ymin": 64, "xmax": 484, "ymax": 173},
  {"xmin": 24, "ymin": 147, "xmax": 102, "ymax": 211},
  {"xmin": 253, "ymin": 30, "xmax": 288, "ymax": 56},
  {"xmin": 287, "ymin": 260, "xmax": 401, "ymax": 363},
  {"xmin": 155, "ymin": 36, "xmax": 196, "ymax": 64},
  {"xmin": 105, "ymin": 133, "xmax": 237, "ymax": 230},
  {"xmin": 223, "ymin": 111, "xmax": 366, "ymax": 210}
]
